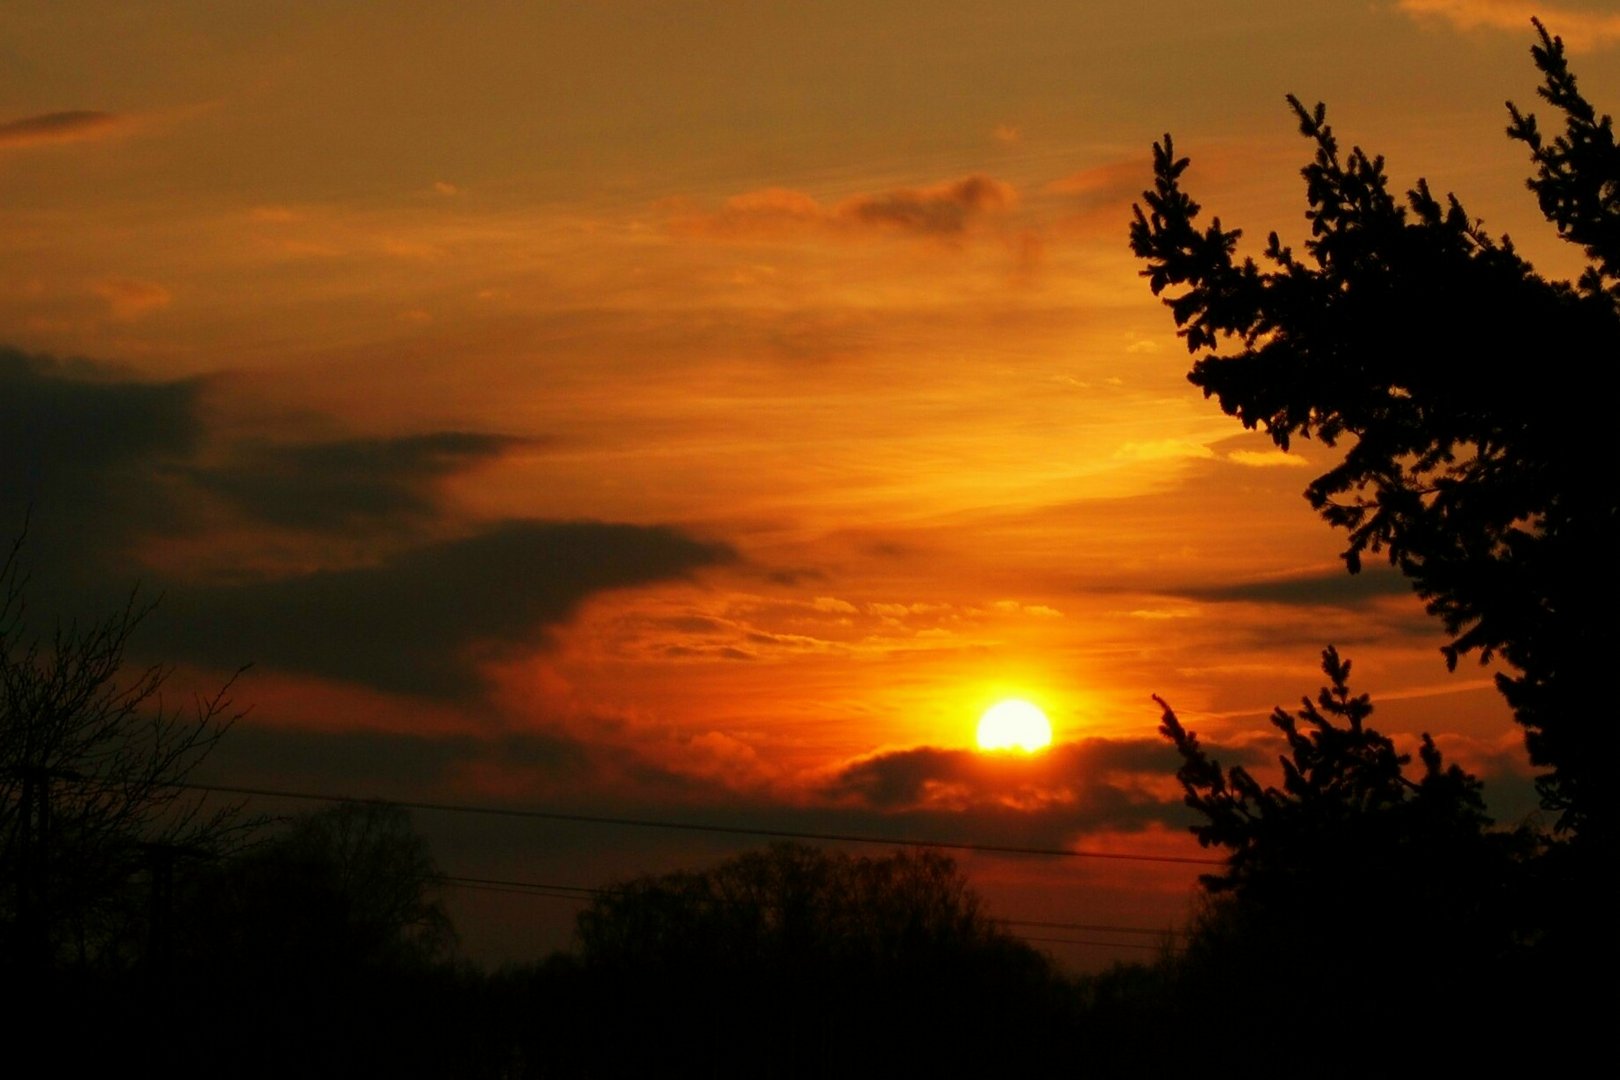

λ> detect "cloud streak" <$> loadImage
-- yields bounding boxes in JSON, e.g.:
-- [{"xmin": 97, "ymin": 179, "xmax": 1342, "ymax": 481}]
[
  {"xmin": 157, "ymin": 520, "xmax": 733, "ymax": 698},
  {"xmin": 672, "ymin": 175, "xmax": 1018, "ymax": 241},
  {"xmin": 1172, "ymin": 566, "xmax": 1413, "ymax": 608},
  {"xmin": 840, "ymin": 175, "xmax": 1016, "ymax": 235},
  {"xmin": 0, "ymin": 110, "xmax": 127, "ymax": 149},
  {"xmin": 195, "ymin": 432, "xmax": 528, "ymax": 532},
  {"xmin": 1395, "ymin": 1, "xmax": 1620, "ymax": 52},
  {"xmin": 91, "ymin": 277, "xmax": 172, "ymax": 319},
  {"xmin": 0, "ymin": 347, "xmax": 202, "ymax": 578},
  {"xmin": 820, "ymin": 737, "xmax": 1208, "ymax": 832}
]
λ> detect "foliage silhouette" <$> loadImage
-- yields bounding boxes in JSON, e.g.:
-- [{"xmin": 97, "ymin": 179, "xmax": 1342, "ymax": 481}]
[
  {"xmin": 1154, "ymin": 651, "xmax": 1535, "ymax": 1073},
  {"xmin": 1157, "ymin": 648, "xmax": 1519, "ymax": 929},
  {"xmin": 0, "ymin": 534, "xmax": 246, "ymax": 974},
  {"xmin": 189, "ymin": 799, "xmax": 455, "ymax": 973},
  {"xmin": 578, "ymin": 841, "xmax": 1002, "ymax": 967},
  {"xmin": 1129, "ymin": 20, "xmax": 1620, "ymax": 840},
  {"xmin": 570, "ymin": 843, "xmax": 1068, "ymax": 1077},
  {"xmin": 145, "ymin": 802, "xmax": 459, "ymax": 1077}
]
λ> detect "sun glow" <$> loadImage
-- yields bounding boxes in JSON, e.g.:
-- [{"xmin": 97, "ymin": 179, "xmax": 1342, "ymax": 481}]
[{"xmin": 975, "ymin": 699, "xmax": 1052, "ymax": 753}]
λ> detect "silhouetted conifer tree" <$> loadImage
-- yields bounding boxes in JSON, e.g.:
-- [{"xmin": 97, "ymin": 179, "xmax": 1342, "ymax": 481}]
[
  {"xmin": 1130, "ymin": 21, "xmax": 1619, "ymax": 843},
  {"xmin": 1155, "ymin": 651, "xmax": 1534, "ymax": 1073}
]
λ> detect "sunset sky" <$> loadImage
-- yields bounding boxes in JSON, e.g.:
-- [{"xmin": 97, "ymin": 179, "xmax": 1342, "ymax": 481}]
[{"xmin": 6, "ymin": 1, "xmax": 1616, "ymax": 965}]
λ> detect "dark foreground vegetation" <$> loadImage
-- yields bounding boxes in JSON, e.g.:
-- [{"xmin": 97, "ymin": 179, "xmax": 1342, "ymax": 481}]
[
  {"xmin": 5, "ymin": 21, "xmax": 1613, "ymax": 1078},
  {"xmin": 0, "ymin": 573, "xmax": 1604, "ymax": 1076},
  {"xmin": 1121, "ymin": 17, "xmax": 1615, "ymax": 1071}
]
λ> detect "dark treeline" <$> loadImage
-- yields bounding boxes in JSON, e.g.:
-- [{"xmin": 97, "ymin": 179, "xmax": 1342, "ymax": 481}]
[
  {"xmin": 8, "ymin": 801, "xmax": 1073, "ymax": 1077},
  {"xmin": 6, "ymin": 799, "xmax": 1568, "ymax": 1077},
  {"xmin": 0, "ymin": 575, "xmax": 1591, "ymax": 1075}
]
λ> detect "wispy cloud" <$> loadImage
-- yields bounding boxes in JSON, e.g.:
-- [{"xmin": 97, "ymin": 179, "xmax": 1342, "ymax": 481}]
[
  {"xmin": 1395, "ymin": 1, "xmax": 1620, "ymax": 52},
  {"xmin": 1113, "ymin": 438, "xmax": 1215, "ymax": 462},
  {"xmin": 1045, "ymin": 159, "xmax": 1143, "ymax": 205},
  {"xmin": 1171, "ymin": 565, "xmax": 1413, "ymax": 608},
  {"xmin": 90, "ymin": 277, "xmax": 172, "ymax": 320},
  {"xmin": 840, "ymin": 175, "xmax": 1016, "ymax": 235},
  {"xmin": 1226, "ymin": 449, "xmax": 1310, "ymax": 468},
  {"xmin": 671, "ymin": 175, "xmax": 1018, "ymax": 241},
  {"xmin": 0, "ymin": 110, "xmax": 127, "ymax": 149}
]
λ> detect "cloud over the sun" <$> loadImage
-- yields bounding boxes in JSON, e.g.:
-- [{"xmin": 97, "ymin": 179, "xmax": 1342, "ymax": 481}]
[{"xmin": 819, "ymin": 737, "xmax": 1217, "ymax": 833}]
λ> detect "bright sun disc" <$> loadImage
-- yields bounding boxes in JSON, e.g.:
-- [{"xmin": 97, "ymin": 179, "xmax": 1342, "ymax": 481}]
[{"xmin": 976, "ymin": 699, "xmax": 1052, "ymax": 753}]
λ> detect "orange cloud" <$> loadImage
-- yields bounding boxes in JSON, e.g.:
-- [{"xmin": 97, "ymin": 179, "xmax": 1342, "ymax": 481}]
[
  {"xmin": 680, "ymin": 187, "xmax": 825, "ymax": 237},
  {"xmin": 90, "ymin": 277, "xmax": 172, "ymax": 319},
  {"xmin": 1112, "ymin": 438, "xmax": 1215, "ymax": 463},
  {"xmin": 840, "ymin": 175, "xmax": 1017, "ymax": 235},
  {"xmin": 1226, "ymin": 449, "xmax": 1310, "ymax": 468},
  {"xmin": 0, "ymin": 110, "xmax": 126, "ymax": 149},
  {"xmin": 249, "ymin": 205, "xmax": 303, "ymax": 222},
  {"xmin": 672, "ymin": 175, "xmax": 1018, "ymax": 240},
  {"xmin": 1044, "ymin": 159, "xmax": 1151, "ymax": 235},
  {"xmin": 818, "ymin": 736, "xmax": 1216, "ymax": 826},
  {"xmin": 1045, "ymin": 159, "xmax": 1143, "ymax": 202},
  {"xmin": 1395, "ymin": 1, "xmax": 1620, "ymax": 51}
]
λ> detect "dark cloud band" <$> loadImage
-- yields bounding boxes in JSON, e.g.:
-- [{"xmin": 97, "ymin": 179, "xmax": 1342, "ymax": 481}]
[
  {"xmin": 1, "ymin": 346, "xmax": 735, "ymax": 700},
  {"xmin": 0, "ymin": 110, "xmax": 123, "ymax": 148},
  {"xmin": 159, "ymin": 520, "xmax": 732, "ymax": 698}
]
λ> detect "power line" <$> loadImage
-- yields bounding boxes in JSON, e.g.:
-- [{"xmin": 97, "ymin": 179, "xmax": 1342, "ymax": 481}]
[
  {"xmin": 448, "ymin": 874, "xmax": 597, "ymax": 897},
  {"xmin": 176, "ymin": 781, "xmax": 1223, "ymax": 866},
  {"xmin": 448, "ymin": 880, "xmax": 597, "ymax": 902}
]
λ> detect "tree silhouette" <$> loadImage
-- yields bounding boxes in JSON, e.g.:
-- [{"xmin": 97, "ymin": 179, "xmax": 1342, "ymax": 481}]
[
  {"xmin": 1129, "ymin": 20, "xmax": 1619, "ymax": 841},
  {"xmin": 0, "ymin": 534, "xmax": 246, "ymax": 973},
  {"xmin": 190, "ymin": 800, "xmax": 455, "ymax": 974},
  {"xmin": 1154, "ymin": 651, "xmax": 1534, "ymax": 1073},
  {"xmin": 148, "ymin": 802, "xmax": 458, "ymax": 1077},
  {"xmin": 570, "ymin": 843, "xmax": 1064, "ymax": 1076},
  {"xmin": 578, "ymin": 842, "xmax": 1003, "ymax": 969},
  {"xmin": 1157, "ymin": 647, "xmax": 1514, "ymax": 922}
]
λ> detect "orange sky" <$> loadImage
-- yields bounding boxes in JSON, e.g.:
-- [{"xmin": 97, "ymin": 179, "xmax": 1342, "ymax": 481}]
[{"xmin": 5, "ymin": 1, "xmax": 1613, "ymax": 966}]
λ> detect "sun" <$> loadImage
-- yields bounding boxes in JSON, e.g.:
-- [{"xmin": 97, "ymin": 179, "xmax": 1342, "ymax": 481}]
[{"xmin": 976, "ymin": 699, "xmax": 1052, "ymax": 753}]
